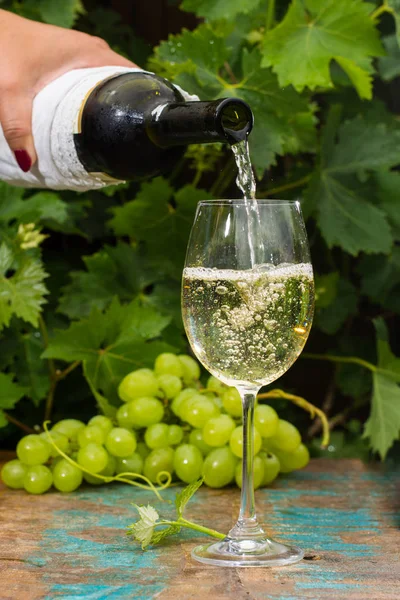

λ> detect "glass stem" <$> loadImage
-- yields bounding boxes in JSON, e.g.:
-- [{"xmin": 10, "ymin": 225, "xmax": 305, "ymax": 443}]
[{"xmin": 228, "ymin": 387, "xmax": 265, "ymax": 541}]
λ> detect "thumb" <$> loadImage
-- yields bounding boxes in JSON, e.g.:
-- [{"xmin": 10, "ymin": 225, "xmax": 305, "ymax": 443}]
[{"xmin": 0, "ymin": 91, "xmax": 37, "ymax": 172}]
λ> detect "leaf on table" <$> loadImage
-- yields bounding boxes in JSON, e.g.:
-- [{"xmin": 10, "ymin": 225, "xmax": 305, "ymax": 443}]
[
  {"xmin": 363, "ymin": 318, "xmax": 400, "ymax": 458},
  {"xmin": 0, "ymin": 243, "xmax": 48, "ymax": 330},
  {"xmin": 0, "ymin": 372, "xmax": 27, "ymax": 429},
  {"xmin": 175, "ymin": 478, "xmax": 204, "ymax": 518},
  {"xmin": 315, "ymin": 278, "xmax": 358, "ymax": 335},
  {"xmin": 307, "ymin": 113, "xmax": 400, "ymax": 255},
  {"xmin": 14, "ymin": 332, "xmax": 50, "ymax": 407},
  {"xmin": 58, "ymin": 242, "xmax": 160, "ymax": 319},
  {"xmin": 180, "ymin": 0, "xmax": 262, "ymax": 20},
  {"xmin": 261, "ymin": 0, "xmax": 383, "ymax": 99},
  {"xmin": 38, "ymin": 0, "xmax": 84, "ymax": 28},
  {"xmin": 152, "ymin": 27, "xmax": 317, "ymax": 176},
  {"xmin": 43, "ymin": 298, "xmax": 175, "ymax": 404},
  {"xmin": 127, "ymin": 504, "xmax": 160, "ymax": 549},
  {"xmin": 109, "ymin": 178, "xmax": 211, "ymax": 276}
]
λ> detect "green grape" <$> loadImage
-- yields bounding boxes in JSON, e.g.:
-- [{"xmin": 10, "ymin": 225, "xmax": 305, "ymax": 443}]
[
  {"xmin": 105, "ymin": 428, "xmax": 137, "ymax": 457},
  {"xmin": 222, "ymin": 388, "xmax": 242, "ymax": 417},
  {"xmin": 154, "ymin": 353, "xmax": 183, "ymax": 378},
  {"xmin": 1, "ymin": 459, "xmax": 28, "ymax": 489},
  {"xmin": 77, "ymin": 443, "xmax": 109, "ymax": 473},
  {"xmin": 259, "ymin": 451, "xmax": 280, "ymax": 485},
  {"xmin": 144, "ymin": 423, "xmax": 169, "ymax": 449},
  {"xmin": 202, "ymin": 414, "xmax": 236, "ymax": 447},
  {"xmin": 189, "ymin": 429, "xmax": 213, "ymax": 456},
  {"xmin": 275, "ymin": 444, "xmax": 310, "ymax": 473},
  {"xmin": 202, "ymin": 392, "xmax": 222, "ymax": 410},
  {"xmin": 173, "ymin": 444, "xmax": 203, "ymax": 484},
  {"xmin": 157, "ymin": 374, "xmax": 182, "ymax": 399},
  {"xmin": 53, "ymin": 459, "xmax": 83, "ymax": 492},
  {"xmin": 126, "ymin": 397, "xmax": 164, "ymax": 428},
  {"xmin": 88, "ymin": 415, "xmax": 113, "ymax": 435},
  {"xmin": 52, "ymin": 419, "xmax": 85, "ymax": 441},
  {"xmin": 229, "ymin": 426, "xmax": 262, "ymax": 458},
  {"xmin": 84, "ymin": 455, "xmax": 117, "ymax": 485},
  {"xmin": 118, "ymin": 368, "xmax": 159, "ymax": 402},
  {"xmin": 203, "ymin": 447, "xmax": 237, "ymax": 488},
  {"xmin": 167, "ymin": 424, "xmax": 183, "ymax": 446},
  {"xmin": 206, "ymin": 375, "xmax": 226, "ymax": 395},
  {"xmin": 178, "ymin": 354, "xmax": 200, "ymax": 383},
  {"xmin": 116, "ymin": 403, "xmax": 133, "ymax": 429},
  {"xmin": 180, "ymin": 395, "xmax": 219, "ymax": 428},
  {"xmin": 24, "ymin": 465, "xmax": 53, "ymax": 494},
  {"xmin": 115, "ymin": 452, "xmax": 143, "ymax": 475},
  {"xmin": 235, "ymin": 455, "xmax": 265, "ymax": 489},
  {"xmin": 143, "ymin": 447, "xmax": 174, "ymax": 483},
  {"xmin": 16, "ymin": 434, "xmax": 51, "ymax": 466},
  {"xmin": 254, "ymin": 405, "xmax": 279, "ymax": 438},
  {"xmin": 171, "ymin": 388, "xmax": 197, "ymax": 417},
  {"xmin": 40, "ymin": 431, "xmax": 70, "ymax": 458},
  {"xmin": 268, "ymin": 420, "xmax": 301, "ymax": 453},
  {"xmin": 136, "ymin": 442, "xmax": 150, "ymax": 460},
  {"xmin": 78, "ymin": 425, "xmax": 105, "ymax": 448}
]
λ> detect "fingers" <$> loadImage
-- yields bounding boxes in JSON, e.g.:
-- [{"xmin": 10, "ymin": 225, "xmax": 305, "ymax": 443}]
[{"xmin": 0, "ymin": 89, "xmax": 37, "ymax": 171}]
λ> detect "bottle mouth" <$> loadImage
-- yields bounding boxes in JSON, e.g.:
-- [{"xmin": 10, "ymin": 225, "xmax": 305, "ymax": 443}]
[{"xmin": 217, "ymin": 99, "xmax": 254, "ymax": 144}]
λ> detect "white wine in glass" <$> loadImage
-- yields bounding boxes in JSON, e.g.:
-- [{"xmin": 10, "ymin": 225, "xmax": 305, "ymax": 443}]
[{"xmin": 182, "ymin": 199, "xmax": 314, "ymax": 567}]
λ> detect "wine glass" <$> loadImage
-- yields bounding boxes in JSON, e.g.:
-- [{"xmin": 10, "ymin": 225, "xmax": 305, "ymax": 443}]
[{"xmin": 181, "ymin": 199, "xmax": 314, "ymax": 567}]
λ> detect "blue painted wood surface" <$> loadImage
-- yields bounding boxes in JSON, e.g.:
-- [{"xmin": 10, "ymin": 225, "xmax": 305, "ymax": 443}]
[{"xmin": 0, "ymin": 458, "xmax": 399, "ymax": 599}]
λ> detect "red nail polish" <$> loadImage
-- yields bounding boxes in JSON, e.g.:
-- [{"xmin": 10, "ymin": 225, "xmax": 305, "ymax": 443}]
[{"xmin": 14, "ymin": 150, "xmax": 32, "ymax": 172}]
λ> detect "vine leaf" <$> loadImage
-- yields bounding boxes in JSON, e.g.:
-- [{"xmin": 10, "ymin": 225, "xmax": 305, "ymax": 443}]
[
  {"xmin": 38, "ymin": 0, "xmax": 84, "ymax": 28},
  {"xmin": 0, "ymin": 373, "xmax": 27, "ymax": 429},
  {"xmin": 363, "ymin": 318, "xmax": 400, "ymax": 458},
  {"xmin": 43, "ymin": 298, "xmax": 175, "ymax": 404},
  {"xmin": 0, "ymin": 243, "xmax": 48, "ymax": 331},
  {"xmin": 307, "ymin": 113, "xmax": 400, "ymax": 255},
  {"xmin": 262, "ymin": 0, "xmax": 383, "ymax": 99},
  {"xmin": 175, "ymin": 477, "xmax": 204, "ymax": 518},
  {"xmin": 14, "ymin": 332, "xmax": 50, "ymax": 407},
  {"xmin": 180, "ymin": 0, "xmax": 262, "ymax": 20},
  {"xmin": 152, "ymin": 27, "xmax": 316, "ymax": 176},
  {"xmin": 387, "ymin": 0, "xmax": 400, "ymax": 47}
]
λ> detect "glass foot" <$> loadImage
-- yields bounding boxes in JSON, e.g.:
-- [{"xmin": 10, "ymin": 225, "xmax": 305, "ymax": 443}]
[{"xmin": 191, "ymin": 536, "xmax": 304, "ymax": 567}]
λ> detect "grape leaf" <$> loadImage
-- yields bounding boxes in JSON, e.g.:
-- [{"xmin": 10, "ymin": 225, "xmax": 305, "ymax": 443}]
[
  {"xmin": 58, "ymin": 242, "xmax": 159, "ymax": 319},
  {"xmin": 315, "ymin": 278, "xmax": 357, "ymax": 335},
  {"xmin": 262, "ymin": 0, "xmax": 383, "ymax": 99},
  {"xmin": 181, "ymin": 0, "xmax": 262, "ymax": 21},
  {"xmin": 83, "ymin": 362, "xmax": 117, "ymax": 419},
  {"xmin": 128, "ymin": 504, "xmax": 160, "ymax": 549},
  {"xmin": 39, "ymin": 0, "xmax": 84, "ymax": 28},
  {"xmin": 0, "ymin": 183, "xmax": 68, "ymax": 226},
  {"xmin": 364, "ymin": 319, "xmax": 400, "ymax": 458},
  {"xmin": 14, "ymin": 332, "xmax": 50, "ymax": 407},
  {"xmin": 109, "ymin": 178, "xmax": 211, "ymax": 276},
  {"xmin": 378, "ymin": 35, "xmax": 400, "ymax": 81},
  {"xmin": 358, "ymin": 247, "xmax": 400, "ymax": 304},
  {"xmin": 374, "ymin": 170, "xmax": 400, "ymax": 239},
  {"xmin": 152, "ymin": 27, "xmax": 316, "ymax": 175},
  {"xmin": 43, "ymin": 298, "xmax": 175, "ymax": 404},
  {"xmin": 175, "ymin": 478, "xmax": 204, "ymax": 518},
  {"xmin": 387, "ymin": 0, "xmax": 400, "ymax": 47},
  {"xmin": 307, "ymin": 114, "xmax": 399, "ymax": 255},
  {"xmin": 0, "ymin": 373, "xmax": 27, "ymax": 429},
  {"xmin": 0, "ymin": 243, "xmax": 48, "ymax": 330}
]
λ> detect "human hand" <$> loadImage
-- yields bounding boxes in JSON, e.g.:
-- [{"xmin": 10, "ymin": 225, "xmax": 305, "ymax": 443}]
[{"xmin": 0, "ymin": 10, "xmax": 138, "ymax": 171}]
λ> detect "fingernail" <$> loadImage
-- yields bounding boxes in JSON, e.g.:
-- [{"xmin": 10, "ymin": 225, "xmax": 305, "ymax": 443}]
[{"xmin": 14, "ymin": 149, "xmax": 32, "ymax": 172}]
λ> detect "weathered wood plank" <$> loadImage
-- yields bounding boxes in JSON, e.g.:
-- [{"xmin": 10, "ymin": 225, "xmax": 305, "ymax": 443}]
[{"xmin": 0, "ymin": 457, "xmax": 398, "ymax": 600}]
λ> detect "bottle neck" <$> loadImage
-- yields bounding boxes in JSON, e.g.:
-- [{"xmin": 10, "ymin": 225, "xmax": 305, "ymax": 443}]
[{"xmin": 148, "ymin": 99, "xmax": 253, "ymax": 148}]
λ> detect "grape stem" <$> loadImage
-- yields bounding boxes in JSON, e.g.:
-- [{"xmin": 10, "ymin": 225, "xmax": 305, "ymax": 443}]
[
  {"xmin": 3, "ymin": 412, "xmax": 35, "ymax": 434},
  {"xmin": 159, "ymin": 518, "xmax": 225, "ymax": 539},
  {"xmin": 44, "ymin": 361, "xmax": 81, "ymax": 421},
  {"xmin": 258, "ymin": 389, "xmax": 330, "ymax": 448}
]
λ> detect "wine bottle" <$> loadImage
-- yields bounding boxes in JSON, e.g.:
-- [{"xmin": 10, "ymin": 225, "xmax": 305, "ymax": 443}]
[{"xmin": 75, "ymin": 71, "xmax": 253, "ymax": 180}]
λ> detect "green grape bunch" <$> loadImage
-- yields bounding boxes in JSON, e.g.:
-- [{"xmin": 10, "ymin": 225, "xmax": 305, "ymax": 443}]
[{"xmin": 1, "ymin": 352, "xmax": 309, "ymax": 494}]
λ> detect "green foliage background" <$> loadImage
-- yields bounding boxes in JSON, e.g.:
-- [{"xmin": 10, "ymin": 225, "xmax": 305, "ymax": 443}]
[{"xmin": 1, "ymin": 0, "xmax": 400, "ymax": 461}]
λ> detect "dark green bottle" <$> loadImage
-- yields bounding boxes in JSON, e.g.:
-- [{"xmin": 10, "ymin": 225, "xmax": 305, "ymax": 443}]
[{"xmin": 74, "ymin": 72, "xmax": 253, "ymax": 181}]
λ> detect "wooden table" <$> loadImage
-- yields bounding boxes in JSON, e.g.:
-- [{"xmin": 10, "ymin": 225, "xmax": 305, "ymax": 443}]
[{"xmin": 0, "ymin": 457, "xmax": 399, "ymax": 600}]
